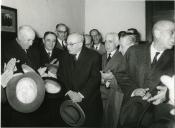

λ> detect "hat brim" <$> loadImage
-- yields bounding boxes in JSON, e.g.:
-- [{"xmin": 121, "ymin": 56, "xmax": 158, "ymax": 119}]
[
  {"xmin": 6, "ymin": 72, "xmax": 45, "ymax": 113},
  {"xmin": 60, "ymin": 100, "xmax": 85, "ymax": 126},
  {"xmin": 44, "ymin": 79, "xmax": 62, "ymax": 94}
]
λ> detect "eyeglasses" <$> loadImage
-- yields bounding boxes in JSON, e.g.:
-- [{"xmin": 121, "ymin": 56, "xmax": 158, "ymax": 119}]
[
  {"xmin": 67, "ymin": 42, "xmax": 81, "ymax": 46},
  {"xmin": 56, "ymin": 30, "xmax": 67, "ymax": 34}
]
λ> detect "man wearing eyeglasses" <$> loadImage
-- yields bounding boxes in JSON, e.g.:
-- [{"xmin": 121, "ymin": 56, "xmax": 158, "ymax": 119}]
[
  {"xmin": 57, "ymin": 33, "xmax": 103, "ymax": 127},
  {"xmin": 55, "ymin": 23, "xmax": 69, "ymax": 51}
]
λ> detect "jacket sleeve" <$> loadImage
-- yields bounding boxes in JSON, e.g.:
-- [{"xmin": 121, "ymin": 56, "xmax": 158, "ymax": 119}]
[{"xmin": 79, "ymin": 54, "xmax": 101, "ymax": 99}]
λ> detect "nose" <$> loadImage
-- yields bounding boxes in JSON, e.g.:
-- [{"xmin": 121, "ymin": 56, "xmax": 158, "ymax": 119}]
[{"xmin": 29, "ymin": 40, "xmax": 33, "ymax": 46}]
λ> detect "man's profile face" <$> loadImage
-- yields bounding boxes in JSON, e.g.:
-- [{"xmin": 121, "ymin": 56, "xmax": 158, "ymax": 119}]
[
  {"xmin": 67, "ymin": 35, "xmax": 82, "ymax": 55},
  {"xmin": 105, "ymin": 35, "xmax": 117, "ymax": 53},
  {"xmin": 56, "ymin": 25, "xmax": 68, "ymax": 41},
  {"xmin": 19, "ymin": 32, "xmax": 35, "ymax": 50},
  {"xmin": 90, "ymin": 30, "xmax": 100, "ymax": 44},
  {"xmin": 159, "ymin": 25, "xmax": 175, "ymax": 50},
  {"xmin": 43, "ymin": 34, "xmax": 56, "ymax": 51},
  {"xmin": 119, "ymin": 36, "xmax": 131, "ymax": 55}
]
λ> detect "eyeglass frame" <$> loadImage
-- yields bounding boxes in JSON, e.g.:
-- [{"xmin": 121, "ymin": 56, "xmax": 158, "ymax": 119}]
[{"xmin": 67, "ymin": 42, "xmax": 82, "ymax": 46}]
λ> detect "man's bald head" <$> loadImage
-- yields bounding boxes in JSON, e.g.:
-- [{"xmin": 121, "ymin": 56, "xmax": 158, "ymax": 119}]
[
  {"xmin": 153, "ymin": 20, "xmax": 175, "ymax": 51},
  {"xmin": 17, "ymin": 25, "xmax": 35, "ymax": 50},
  {"xmin": 67, "ymin": 33, "xmax": 84, "ymax": 55}
]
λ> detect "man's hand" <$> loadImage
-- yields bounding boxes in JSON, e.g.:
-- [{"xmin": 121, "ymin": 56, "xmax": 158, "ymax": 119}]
[
  {"xmin": 1, "ymin": 70, "xmax": 14, "ymax": 88},
  {"xmin": 66, "ymin": 90, "xmax": 83, "ymax": 103},
  {"xmin": 147, "ymin": 86, "xmax": 167, "ymax": 105},
  {"xmin": 38, "ymin": 67, "xmax": 47, "ymax": 76},
  {"xmin": 131, "ymin": 88, "xmax": 149, "ymax": 97},
  {"xmin": 160, "ymin": 75, "xmax": 174, "ymax": 105},
  {"xmin": 50, "ymin": 59, "xmax": 59, "ymax": 66},
  {"xmin": 100, "ymin": 70, "xmax": 114, "ymax": 81},
  {"xmin": 4, "ymin": 58, "xmax": 17, "ymax": 71}
]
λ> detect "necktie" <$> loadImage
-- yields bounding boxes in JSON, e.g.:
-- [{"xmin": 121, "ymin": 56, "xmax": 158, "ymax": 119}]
[
  {"xmin": 151, "ymin": 52, "xmax": 160, "ymax": 68},
  {"xmin": 48, "ymin": 52, "xmax": 51, "ymax": 57},
  {"xmin": 61, "ymin": 41, "xmax": 64, "ymax": 47},
  {"xmin": 106, "ymin": 53, "xmax": 111, "ymax": 63},
  {"xmin": 62, "ymin": 41, "xmax": 66, "ymax": 50}
]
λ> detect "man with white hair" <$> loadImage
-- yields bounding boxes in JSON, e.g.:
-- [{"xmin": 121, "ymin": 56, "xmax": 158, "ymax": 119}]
[
  {"xmin": 2, "ymin": 25, "xmax": 43, "ymax": 127},
  {"xmin": 57, "ymin": 33, "xmax": 103, "ymax": 126},
  {"xmin": 2, "ymin": 25, "xmax": 37, "ymax": 72},
  {"xmin": 119, "ymin": 20, "xmax": 175, "ymax": 128},
  {"xmin": 100, "ymin": 32, "xmax": 126, "ymax": 128}
]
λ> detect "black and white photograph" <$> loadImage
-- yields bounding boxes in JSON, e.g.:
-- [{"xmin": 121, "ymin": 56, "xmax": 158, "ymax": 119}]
[{"xmin": 1, "ymin": 0, "xmax": 175, "ymax": 128}]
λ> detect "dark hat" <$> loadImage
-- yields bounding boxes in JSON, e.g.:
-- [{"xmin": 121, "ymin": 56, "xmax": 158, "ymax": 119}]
[
  {"xmin": 45, "ymin": 63, "xmax": 58, "ymax": 75},
  {"xmin": 60, "ymin": 100, "xmax": 86, "ymax": 126},
  {"xmin": 44, "ymin": 79, "xmax": 61, "ymax": 94},
  {"xmin": 119, "ymin": 96, "xmax": 151, "ymax": 127},
  {"xmin": 6, "ymin": 72, "xmax": 45, "ymax": 113}
]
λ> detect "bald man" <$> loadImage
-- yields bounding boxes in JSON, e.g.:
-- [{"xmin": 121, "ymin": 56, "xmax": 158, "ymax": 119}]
[
  {"xmin": 119, "ymin": 20, "xmax": 175, "ymax": 128},
  {"xmin": 1, "ymin": 25, "xmax": 42, "ymax": 126},
  {"xmin": 2, "ymin": 25, "xmax": 38, "ymax": 72},
  {"xmin": 57, "ymin": 33, "xmax": 103, "ymax": 126}
]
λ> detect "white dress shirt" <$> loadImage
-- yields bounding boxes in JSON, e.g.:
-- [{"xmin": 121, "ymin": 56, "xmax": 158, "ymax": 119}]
[{"xmin": 150, "ymin": 42, "xmax": 164, "ymax": 63}]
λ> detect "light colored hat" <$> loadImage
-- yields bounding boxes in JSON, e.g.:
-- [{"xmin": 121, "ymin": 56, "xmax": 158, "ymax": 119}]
[{"xmin": 6, "ymin": 72, "xmax": 45, "ymax": 113}]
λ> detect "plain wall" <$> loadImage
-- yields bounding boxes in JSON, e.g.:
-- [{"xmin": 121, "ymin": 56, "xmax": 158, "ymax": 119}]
[
  {"xmin": 2, "ymin": 0, "xmax": 85, "ymax": 37},
  {"xmin": 85, "ymin": 0, "xmax": 146, "ymax": 40}
]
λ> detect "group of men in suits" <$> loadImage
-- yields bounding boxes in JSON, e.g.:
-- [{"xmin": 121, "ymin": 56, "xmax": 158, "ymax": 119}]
[{"xmin": 1, "ymin": 20, "xmax": 175, "ymax": 128}]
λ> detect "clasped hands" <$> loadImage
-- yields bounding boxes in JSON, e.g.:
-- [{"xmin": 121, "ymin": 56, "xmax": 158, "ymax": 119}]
[
  {"xmin": 38, "ymin": 59, "xmax": 59, "ymax": 78},
  {"xmin": 131, "ymin": 86, "xmax": 167, "ymax": 105},
  {"xmin": 65, "ymin": 90, "xmax": 83, "ymax": 103}
]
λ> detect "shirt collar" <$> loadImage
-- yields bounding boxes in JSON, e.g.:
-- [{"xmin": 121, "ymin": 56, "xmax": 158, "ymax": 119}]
[
  {"xmin": 45, "ymin": 48, "xmax": 52, "ymax": 54},
  {"xmin": 107, "ymin": 49, "xmax": 116, "ymax": 58},
  {"xmin": 94, "ymin": 43, "xmax": 100, "ymax": 49},
  {"xmin": 57, "ymin": 38, "xmax": 65, "ymax": 45},
  {"xmin": 151, "ymin": 42, "xmax": 164, "ymax": 54}
]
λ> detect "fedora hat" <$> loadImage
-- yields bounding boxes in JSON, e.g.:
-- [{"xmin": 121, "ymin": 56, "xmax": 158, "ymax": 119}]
[
  {"xmin": 44, "ymin": 78, "xmax": 61, "ymax": 94},
  {"xmin": 21, "ymin": 64, "xmax": 35, "ymax": 73},
  {"xmin": 6, "ymin": 72, "xmax": 45, "ymax": 113},
  {"xmin": 60, "ymin": 100, "xmax": 86, "ymax": 126}
]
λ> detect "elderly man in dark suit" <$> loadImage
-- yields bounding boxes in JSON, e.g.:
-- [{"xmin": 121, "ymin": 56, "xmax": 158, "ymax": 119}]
[
  {"xmin": 57, "ymin": 33, "xmax": 103, "ymax": 127},
  {"xmin": 119, "ymin": 20, "xmax": 175, "ymax": 128},
  {"xmin": 100, "ymin": 32, "xmax": 124, "ymax": 128},
  {"xmin": 2, "ymin": 25, "xmax": 38, "ymax": 72},
  {"xmin": 2, "ymin": 25, "xmax": 41, "ymax": 126}
]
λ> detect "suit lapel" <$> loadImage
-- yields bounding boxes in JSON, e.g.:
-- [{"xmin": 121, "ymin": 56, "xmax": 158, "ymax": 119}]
[{"xmin": 104, "ymin": 51, "xmax": 119, "ymax": 72}]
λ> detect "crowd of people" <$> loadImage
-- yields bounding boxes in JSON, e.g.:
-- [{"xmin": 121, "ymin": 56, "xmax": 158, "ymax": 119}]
[{"xmin": 1, "ymin": 20, "xmax": 175, "ymax": 128}]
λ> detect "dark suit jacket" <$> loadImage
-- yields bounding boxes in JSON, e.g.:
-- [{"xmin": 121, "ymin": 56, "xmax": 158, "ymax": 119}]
[
  {"xmin": 93, "ymin": 43, "xmax": 106, "ymax": 55},
  {"xmin": 119, "ymin": 43, "xmax": 174, "ymax": 128},
  {"xmin": 38, "ymin": 43, "xmax": 64, "ymax": 67},
  {"xmin": 101, "ymin": 50, "xmax": 124, "ymax": 128},
  {"xmin": 2, "ymin": 39, "xmax": 40, "ymax": 72},
  {"xmin": 55, "ymin": 39, "xmax": 67, "ymax": 51},
  {"xmin": 58, "ymin": 46, "xmax": 103, "ymax": 126}
]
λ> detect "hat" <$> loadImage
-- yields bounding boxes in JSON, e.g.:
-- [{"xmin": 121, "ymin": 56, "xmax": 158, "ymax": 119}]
[
  {"xmin": 44, "ymin": 79, "xmax": 61, "ymax": 94},
  {"xmin": 45, "ymin": 63, "xmax": 58, "ymax": 75},
  {"xmin": 60, "ymin": 100, "xmax": 86, "ymax": 126},
  {"xmin": 21, "ymin": 64, "xmax": 35, "ymax": 73},
  {"xmin": 6, "ymin": 72, "xmax": 45, "ymax": 113}
]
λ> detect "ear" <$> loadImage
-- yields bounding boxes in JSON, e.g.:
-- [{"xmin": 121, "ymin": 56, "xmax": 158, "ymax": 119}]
[{"xmin": 154, "ymin": 29, "xmax": 161, "ymax": 39}]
